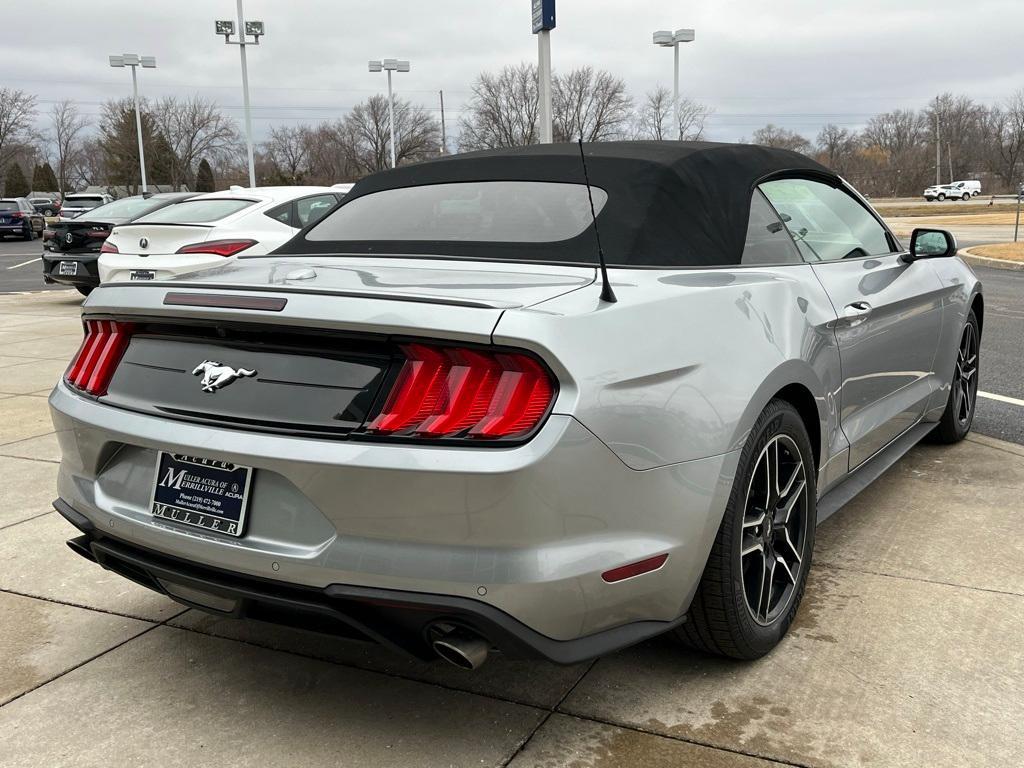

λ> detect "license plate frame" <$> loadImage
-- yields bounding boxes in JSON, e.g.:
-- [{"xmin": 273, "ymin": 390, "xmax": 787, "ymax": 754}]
[
  {"xmin": 149, "ymin": 452, "xmax": 253, "ymax": 537},
  {"xmin": 58, "ymin": 261, "xmax": 78, "ymax": 276},
  {"xmin": 130, "ymin": 270, "xmax": 156, "ymax": 281}
]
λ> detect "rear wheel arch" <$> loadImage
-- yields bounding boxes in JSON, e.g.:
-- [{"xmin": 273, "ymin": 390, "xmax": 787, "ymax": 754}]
[
  {"xmin": 772, "ymin": 383, "xmax": 821, "ymax": 471},
  {"xmin": 970, "ymin": 292, "xmax": 984, "ymax": 336}
]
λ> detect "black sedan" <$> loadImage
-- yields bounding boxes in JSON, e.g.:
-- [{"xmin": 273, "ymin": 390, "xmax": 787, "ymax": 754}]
[{"xmin": 42, "ymin": 192, "xmax": 196, "ymax": 295}]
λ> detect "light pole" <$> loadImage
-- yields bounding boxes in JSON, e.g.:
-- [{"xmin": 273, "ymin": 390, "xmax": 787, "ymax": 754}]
[
  {"xmin": 369, "ymin": 59, "xmax": 410, "ymax": 169},
  {"xmin": 215, "ymin": 3, "xmax": 265, "ymax": 188},
  {"xmin": 108, "ymin": 54, "xmax": 156, "ymax": 193},
  {"xmin": 653, "ymin": 28, "xmax": 695, "ymax": 140},
  {"xmin": 532, "ymin": 0, "xmax": 556, "ymax": 143}
]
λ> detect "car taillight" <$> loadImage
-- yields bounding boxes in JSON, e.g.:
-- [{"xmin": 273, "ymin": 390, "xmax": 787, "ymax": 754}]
[
  {"xmin": 366, "ymin": 343, "xmax": 556, "ymax": 440},
  {"xmin": 64, "ymin": 320, "xmax": 133, "ymax": 396},
  {"xmin": 42, "ymin": 229, "xmax": 55, "ymax": 240},
  {"xmin": 10, "ymin": 212, "xmax": 23, "ymax": 219},
  {"xmin": 100, "ymin": 241, "xmax": 118, "ymax": 254},
  {"xmin": 86, "ymin": 230, "xmax": 110, "ymax": 239},
  {"xmin": 175, "ymin": 239, "xmax": 257, "ymax": 257}
]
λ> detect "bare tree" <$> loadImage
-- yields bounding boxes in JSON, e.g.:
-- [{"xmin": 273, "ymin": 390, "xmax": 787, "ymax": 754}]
[
  {"xmin": 552, "ymin": 66, "xmax": 633, "ymax": 142},
  {"xmin": 304, "ymin": 120, "xmax": 362, "ymax": 184},
  {"xmin": 263, "ymin": 125, "xmax": 310, "ymax": 184},
  {"xmin": 982, "ymin": 91, "xmax": 1024, "ymax": 188},
  {"xmin": 459, "ymin": 63, "xmax": 540, "ymax": 150},
  {"xmin": 50, "ymin": 100, "xmax": 90, "ymax": 194},
  {"xmin": 0, "ymin": 88, "xmax": 38, "ymax": 171},
  {"xmin": 750, "ymin": 124, "xmax": 812, "ymax": 154},
  {"xmin": 634, "ymin": 87, "xmax": 711, "ymax": 141},
  {"xmin": 346, "ymin": 94, "xmax": 440, "ymax": 173},
  {"xmin": 815, "ymin": 123, "xmax": 859, "ymax": 175},
  {"xmin": 152, "ymin": 96, "xmax": 239, "ymax": 189}
]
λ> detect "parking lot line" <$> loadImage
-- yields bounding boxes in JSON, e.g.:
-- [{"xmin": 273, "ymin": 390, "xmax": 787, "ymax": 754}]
[
  {"xmin": 6, "ymin": 258, "xmax": 41, "ymax": 270},
  {"xmin": 979, "ymin": 391, "xmax": 1024, "ymax": 407}
]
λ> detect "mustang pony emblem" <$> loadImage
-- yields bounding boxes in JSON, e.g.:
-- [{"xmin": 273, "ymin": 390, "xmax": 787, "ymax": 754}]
[{"xmin": 191, "ymin": 361, "xmax": 257, "ymax": 393}]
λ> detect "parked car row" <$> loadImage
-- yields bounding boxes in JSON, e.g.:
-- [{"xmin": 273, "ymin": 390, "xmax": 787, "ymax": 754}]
[
  {"xmin": 922, "ymin": 180, "xmax": 981, "ymax": 201},
  {"xmin": 42, "ymin": 184, "xmax": 352, "ymax": 295}
]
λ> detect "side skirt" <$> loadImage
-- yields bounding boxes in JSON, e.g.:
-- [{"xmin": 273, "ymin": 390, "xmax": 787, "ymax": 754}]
[{"xmin": 816, "ymin": 421, "xmax": 936, "ymax": 524}]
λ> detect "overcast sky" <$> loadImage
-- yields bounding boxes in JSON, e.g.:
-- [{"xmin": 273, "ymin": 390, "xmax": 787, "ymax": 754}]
[{"xmin": 7, "ymin": 0, "xmax": 1022, "ymax": 144}]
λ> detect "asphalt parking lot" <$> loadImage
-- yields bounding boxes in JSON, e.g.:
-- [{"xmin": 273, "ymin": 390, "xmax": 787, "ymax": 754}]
[{"xmin": 1, "ymin": 289, "xmax": 1023, "ymax": 767}]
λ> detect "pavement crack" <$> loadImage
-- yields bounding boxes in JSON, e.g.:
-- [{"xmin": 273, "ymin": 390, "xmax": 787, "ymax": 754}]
[{"xmin": 815, "ymin": 561, "xmax": 1024, "ymax": 598}]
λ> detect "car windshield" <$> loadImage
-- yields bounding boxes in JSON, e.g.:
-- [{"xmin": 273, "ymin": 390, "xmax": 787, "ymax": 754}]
[
  {"xmin": 0, "ymin": 202, "xmax": 18, "ymax": 211},
  {"xmin": 135, "ymin": 198, "xmax": 254, "ymax": 224},
  {"xmin": 65, "ymin": 198, "xmax": 102, "ymax": 209},
  {"xmin": 80, "ymin": 196, "xmax": 168, "ymax": 221},
  {"xmin": 305, "ymin": 181, "xmax": 607, "ymax": 244}
]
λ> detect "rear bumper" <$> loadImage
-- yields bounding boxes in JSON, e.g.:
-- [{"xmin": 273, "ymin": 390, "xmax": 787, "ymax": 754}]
[
  {"xmin": 57, "ymin": 501, "xmax": 684, "ymax": 664},
  {"xmin": 49, "ymin": 381, "xmax": 737, "ymax": 648},
  {"xmin": 41, "ymin": 251, "xmax": 100, "ymax": 288}
]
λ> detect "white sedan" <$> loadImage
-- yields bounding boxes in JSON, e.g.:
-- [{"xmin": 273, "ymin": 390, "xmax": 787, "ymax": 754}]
[{"xmin": 98, "ymin": 185, "xmax": 350, "ymax": 284}]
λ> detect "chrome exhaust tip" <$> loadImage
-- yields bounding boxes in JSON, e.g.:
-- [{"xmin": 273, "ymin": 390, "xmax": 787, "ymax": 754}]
[{"xmin": 431, "ymin": 628, "xmax": 489, "ymax": 670}]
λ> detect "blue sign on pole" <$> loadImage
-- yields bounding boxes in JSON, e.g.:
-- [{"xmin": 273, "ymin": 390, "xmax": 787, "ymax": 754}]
[{"xmin": 532, "ymin": 0, "xmax": 555, "ymax": 33}]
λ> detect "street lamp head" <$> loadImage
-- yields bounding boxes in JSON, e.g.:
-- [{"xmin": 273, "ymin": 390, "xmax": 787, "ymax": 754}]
[
  {"xmin": 368, "ymin": 60, "xmax": 383, "ymax": 72},
  {"xmin": 245, "ymin": 20, "xmax": 265, "ymax": 37},
  {"xmin": 121, "ymin": 53, "xmax": 140, "ymax": 66},
  {"xmin": 140, "ymin": 56, "xmax": 157, "ymax": 69},
  {"xmin": 108, "ymin": 55, "xmax": 125, "ymax": 68},
  {"xmin": 215, "ymin": 19, "xmax": 235, "ymax": 36},
  {"xmin": 652, "ymin": 30, "xmax": 674, "ymax": 46},
  {"xmin": 396, "ymin": 60, "xmax": 410, "ymax": 73},
  {"xmin": 382, "ymin": 59, "xmax": 399, "ymax": 71},
  {"xmin": 673, "ymin": 28, "xmax": 696, "ymax": 43}
]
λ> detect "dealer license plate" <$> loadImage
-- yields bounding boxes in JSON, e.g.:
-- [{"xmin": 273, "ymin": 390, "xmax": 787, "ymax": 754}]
[
  {"xmin": 150, "ymin": 452, "xmax": 253, "ymax": 537},
  {"xmin": 130, "ymin": 270, "xmax": 155, "ymax": 280},
  {"xmin": 58, "ymin": 261, "xmax": 78, "ymax": 276}
]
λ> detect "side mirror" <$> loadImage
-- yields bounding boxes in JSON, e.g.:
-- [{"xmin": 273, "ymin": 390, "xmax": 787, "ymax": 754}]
[{"xmin": 902, "ymin": 228, "xmax": 957, "ymax": 263}]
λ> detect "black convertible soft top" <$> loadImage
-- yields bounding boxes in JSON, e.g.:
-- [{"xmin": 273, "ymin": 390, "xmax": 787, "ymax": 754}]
[{"xmin": 289, "ymin": 141, "xmax": 837, "ymax": 268}]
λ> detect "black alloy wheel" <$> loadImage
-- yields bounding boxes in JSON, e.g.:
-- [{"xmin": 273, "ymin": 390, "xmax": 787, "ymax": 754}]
[
  {"xmin": 932, "ymin": 309, "xmax": 980, "ymax": 444},
  {"xmin": 677, "ymin": 399, "xmax": 816, "ymax": 659},
  {"xmin": 740, "ymin": 434, "xmax": 809, "ymax": 626}
]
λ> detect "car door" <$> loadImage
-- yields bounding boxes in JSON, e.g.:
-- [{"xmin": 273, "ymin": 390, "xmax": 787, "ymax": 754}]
[{"xmin": 760, "ymin": 177, "xmax": 945, "ymax": 470}]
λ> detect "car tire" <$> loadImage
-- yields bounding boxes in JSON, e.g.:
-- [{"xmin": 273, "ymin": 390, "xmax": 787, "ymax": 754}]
[
  {"xmin": 930, "ymin": 309, "xmax": 980, "ymax": 444},
  {"xmin": 75, "ymin": 286, "xmax": 94, "ymax": 297},
  {"xmin": 961, "ymin": 193, "xmax": 970, "ymax": 201},
  {"xmin": 43, "ymin": 208, "xmax": 54, "ymax": 216},
  {"xmin": 676, "ymin": 398, "xmax": 816, "ymax": 660},
  {"xmin": 22, "ymin": 224, "xmax": 34, "ymax": 241},
  {"xmin": 937, "ymin": 193, "xmax": 946, "ymax": 201}
]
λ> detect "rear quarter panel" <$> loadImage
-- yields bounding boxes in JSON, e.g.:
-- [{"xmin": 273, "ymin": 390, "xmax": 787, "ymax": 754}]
[{"xmin": 493, "ymin": 265, "xmax": 844, "ymax": 475}]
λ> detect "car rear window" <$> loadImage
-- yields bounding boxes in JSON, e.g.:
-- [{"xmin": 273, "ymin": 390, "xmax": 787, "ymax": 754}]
[
  {"xmin": 83, "ymin": 197, "xmax": 168, "ymax": 220},
  {"xmin": 135, "ymin": 198, "xmax": 254, "ymax": 224},
  {"xmin": 65, "ymin": 198, "xmax": 102, "ymax": 208},
  {"xmin": 305, "ymin": 182, "xmax": 607, "ymax": 244},
  {"xmin": 0, "ymin": 202, "xmax": 18, "ymax": 211}
]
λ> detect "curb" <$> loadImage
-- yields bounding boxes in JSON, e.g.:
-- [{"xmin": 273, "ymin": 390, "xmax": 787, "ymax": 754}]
[{"xmin": 959, "ymin": 249, "xmax": 1024, "ymax": 272}]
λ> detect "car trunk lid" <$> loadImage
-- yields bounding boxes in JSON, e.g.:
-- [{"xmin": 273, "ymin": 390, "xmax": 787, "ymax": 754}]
[{"xmin": 107, "ymin": 223, "xmax": 215, "ymax": 256}]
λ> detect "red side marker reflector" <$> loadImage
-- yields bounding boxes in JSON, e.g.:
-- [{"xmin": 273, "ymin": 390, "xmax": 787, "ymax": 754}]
[{"xmin": 601, "ymin": 553, "xmax": 669, "ymax": 583}]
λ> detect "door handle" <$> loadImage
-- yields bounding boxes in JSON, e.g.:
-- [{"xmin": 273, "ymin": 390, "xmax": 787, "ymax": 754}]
[{"xmin": 841, "ymin": 301, "xmax": 872, "ymax": 325}]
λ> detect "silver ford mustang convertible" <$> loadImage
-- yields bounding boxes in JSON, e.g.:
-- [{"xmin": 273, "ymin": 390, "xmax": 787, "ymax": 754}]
[{"xmin": 50, "ymin": 142, "xmax": 982, "ymax": 669}]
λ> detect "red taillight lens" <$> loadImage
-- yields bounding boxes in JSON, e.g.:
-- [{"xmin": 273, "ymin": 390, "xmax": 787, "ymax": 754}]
[
  {"xmin": 175, "ymin": 239, "xmax": 257, "ymax": 257},
  {"xmin": 86, "ymin": 230, "xmax": 109, "ymax": 239},
  {"xmin": 100, "ymin": 241, "xmax": 118, "ymax": 254},
  {"xmin": 10, "ymin": 211, "xmax": 23, "ymax": 219},
  {"xmin": 65, "ymin": 320, "xmax": 133, "ymax": 396},
  {"xmin": 367, "ymin": 344, "xmax": 555, "ymax": 440}
]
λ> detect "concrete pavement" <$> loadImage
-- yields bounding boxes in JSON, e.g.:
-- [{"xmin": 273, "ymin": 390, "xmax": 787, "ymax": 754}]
[{"xmin": 1, "ymin": 289, "xmax": 1023, "ymax": 767}]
